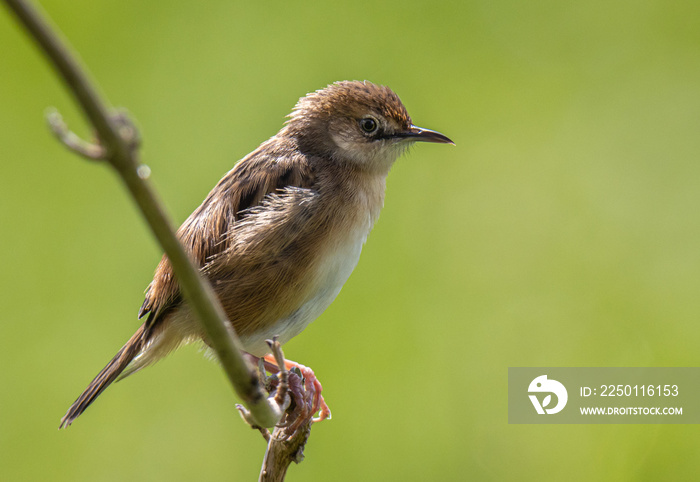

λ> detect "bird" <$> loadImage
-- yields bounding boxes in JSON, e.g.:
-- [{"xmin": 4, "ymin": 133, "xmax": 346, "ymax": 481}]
[{"xmin": 59, "ymin": 80, "xmax": 453, "ymax": 428}]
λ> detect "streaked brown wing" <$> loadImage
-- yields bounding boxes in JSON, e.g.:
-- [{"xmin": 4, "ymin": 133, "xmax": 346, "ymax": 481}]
[{"xmin": 138, "ymin": 137, "xmax": 316, "ymax": 329}]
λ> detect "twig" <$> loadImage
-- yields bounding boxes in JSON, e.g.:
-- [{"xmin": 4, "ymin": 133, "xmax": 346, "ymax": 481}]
[
  {"xmin": 260, "ymin": 423, "xmax": 312, "ymax": 482},
  {"xmin": 3, "ymin": 0, "xmax": 281, "ymax": 428},
  {"xmin": 45, "ymin": 109, "xmax": 106, "ymax": 160}
]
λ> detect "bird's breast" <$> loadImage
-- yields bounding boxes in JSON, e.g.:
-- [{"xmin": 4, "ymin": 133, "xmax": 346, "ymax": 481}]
[{"xmin": 239, "ymin": 176, "xmax": 385, "ymax": 355}]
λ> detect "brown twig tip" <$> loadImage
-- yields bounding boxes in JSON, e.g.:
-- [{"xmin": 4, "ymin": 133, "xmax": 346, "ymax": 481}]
[
  {"xmin": 265, "ymin": 338, "xmax": 291, "ymax": 410},
  {"xmin": 45, "ymin": 108, "xmax": 106, "ymax": 160},
  {"xmin": 265, "ymin": 336, "xmax": 286, "ymax": 370}
]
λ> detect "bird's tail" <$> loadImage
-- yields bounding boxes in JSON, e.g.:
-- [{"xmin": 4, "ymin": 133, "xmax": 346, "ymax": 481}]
[{"xmin": 59, "ymin": 324, "xmax": 146, "ymax": 429}]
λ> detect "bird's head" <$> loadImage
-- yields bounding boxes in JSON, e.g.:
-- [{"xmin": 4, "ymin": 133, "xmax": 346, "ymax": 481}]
[{"xmin": 283, "ymin": 81, "xmax": 453, "ymax": 174}]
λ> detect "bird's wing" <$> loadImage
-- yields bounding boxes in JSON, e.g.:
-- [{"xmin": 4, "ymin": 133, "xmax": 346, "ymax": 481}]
[{"xmin": 138, "ymin": 139, "xmax": 316, "ymax": 329}]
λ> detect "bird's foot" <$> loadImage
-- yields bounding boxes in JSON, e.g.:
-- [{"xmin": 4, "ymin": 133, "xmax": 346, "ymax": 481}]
[
  {"xmin": 262, "ymin": 354, "xmax": 331, "ymax": 429},
  {"xmin": 285, "ymin": 361, "xmax": 331, "ymax": 423}
]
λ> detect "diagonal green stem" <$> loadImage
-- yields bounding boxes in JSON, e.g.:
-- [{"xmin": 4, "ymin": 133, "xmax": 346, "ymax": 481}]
[{"xmin": 3, "ymin": 0, "xmax": 281, "ymax": 428}]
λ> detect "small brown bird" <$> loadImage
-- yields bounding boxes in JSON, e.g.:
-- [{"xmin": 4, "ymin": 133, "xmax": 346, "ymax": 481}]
[{"xmin": 60, "ymin": 80, "xmax": 453, "ymax": 428}]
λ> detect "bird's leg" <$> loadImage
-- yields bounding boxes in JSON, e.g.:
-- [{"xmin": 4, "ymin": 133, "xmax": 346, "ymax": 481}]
[
  {"xmin": 261, "ymin": 358, "xmax": 315, "ymax": 435},
  {"xmin": 262, "ymin": 354, "xmax": 331, "ymax": 424},
  {"xmin": 240, "ymin": 340, "xmax": 331, "ymax": 436},
  {"xmin": 237, "ymin": 339, "xmax": 297, "ymax": 440}
]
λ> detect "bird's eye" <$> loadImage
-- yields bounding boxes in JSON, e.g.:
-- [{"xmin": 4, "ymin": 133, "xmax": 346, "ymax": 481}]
[{"xmin": 359, "ymin": 117, "xmax": 378, "ymax": 134}]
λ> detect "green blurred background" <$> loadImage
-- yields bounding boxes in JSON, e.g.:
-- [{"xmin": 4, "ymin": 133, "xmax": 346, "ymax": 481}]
[{"xmin": 2, "ymin": 0, "xmax": 699, "ymax": 480}]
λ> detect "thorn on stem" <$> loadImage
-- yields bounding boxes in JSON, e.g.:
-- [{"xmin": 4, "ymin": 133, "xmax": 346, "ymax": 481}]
[{"xmin": 236, "ymin": 404, "xmax": 271, "ymax": 442}]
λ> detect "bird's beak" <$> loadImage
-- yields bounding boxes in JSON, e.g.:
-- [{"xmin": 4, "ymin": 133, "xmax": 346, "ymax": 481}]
[{"xmin": 395, "ymin": 125, "xmax": 455, "ymax": 145}]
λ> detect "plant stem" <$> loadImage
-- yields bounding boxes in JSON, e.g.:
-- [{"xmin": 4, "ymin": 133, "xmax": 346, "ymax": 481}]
[{"xmin": 3, "ymin": 0, "xmax": 281, "ymax": 428}]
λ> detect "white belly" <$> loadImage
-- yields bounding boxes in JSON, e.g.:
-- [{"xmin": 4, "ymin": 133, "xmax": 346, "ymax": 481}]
[{"xmin": 239, "ymin": 222, "xmax": 369, "ymax": 356}]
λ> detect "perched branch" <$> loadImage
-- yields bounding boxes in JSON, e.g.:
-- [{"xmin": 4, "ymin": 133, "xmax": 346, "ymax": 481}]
[
  {"xmin": 3, "ymin": 0, "xmax": 282, "ymax": 428},
  {"xmin": 236, "ymin": 339, "xmax": 315, "ymax": 481}
]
